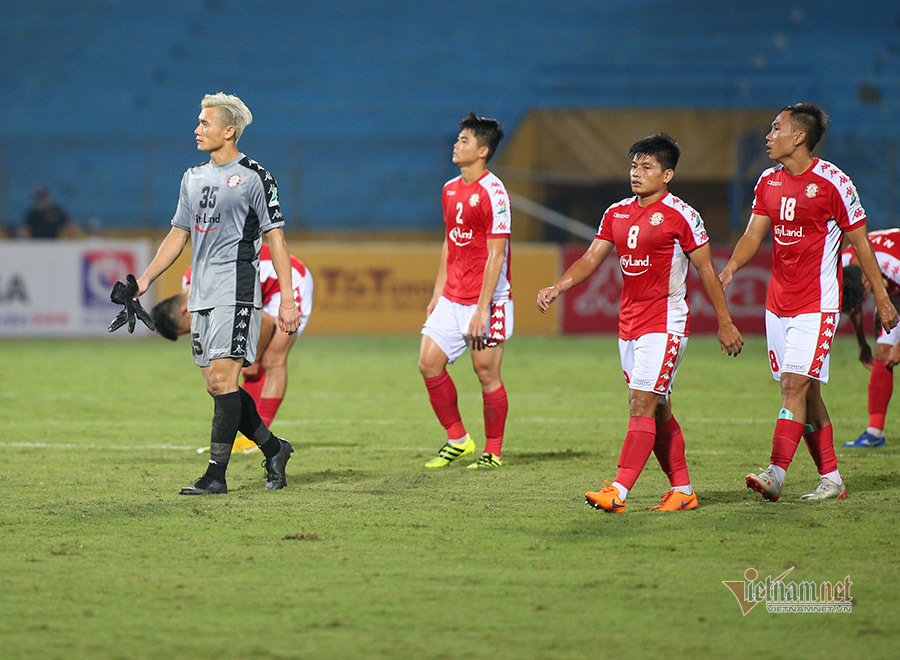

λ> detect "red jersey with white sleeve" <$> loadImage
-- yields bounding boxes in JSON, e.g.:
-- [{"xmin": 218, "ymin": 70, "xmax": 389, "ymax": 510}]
[
  {"xmin": 441, "ymin": 170, "xmax": 511, "ymax": 305},
  {"xmin": 752, "ymin": 158, "xmax": 866, "ymax": 316},
  {"xmin": 597, "ymin": 192, "xmax": 709, "ymax": 340},
  {"xmin": 841, "ymin": 228, "xmax": 900, "ymax": 297},
  {"xmin": 184, "ymin": 244, "xmax": 309, "ymax": 308}
]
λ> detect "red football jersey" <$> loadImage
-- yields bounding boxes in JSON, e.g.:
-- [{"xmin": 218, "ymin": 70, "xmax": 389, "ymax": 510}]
[
  {"xmin": 752, "ymin": 158, "xmax": 866, "ymax": 316},
  {"xmin": 183, "ymin": 243, "xmax": 307, "ymax": 307},
  {"xmin": 441, "ymin": 170, "xmax": 511, "ymax": 305},
  {"xmin": 597, "ymin": 192, "xmax": 709, "ymax": 340},
  {"xmin": 841, "ymin": 228, "xmax": 900, "ymax": 296}
]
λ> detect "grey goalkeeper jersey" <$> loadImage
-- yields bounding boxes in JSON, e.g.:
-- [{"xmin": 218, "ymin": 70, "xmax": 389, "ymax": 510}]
[{"xmin": 171, "ymin": 153, "xmax": 285, "ymax": 311}]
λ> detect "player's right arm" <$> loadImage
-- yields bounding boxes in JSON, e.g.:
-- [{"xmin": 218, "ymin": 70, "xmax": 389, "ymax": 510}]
[
  {"xmin": 537, "ymin": 238, "xmax": 614, "ymax": 313},
  {"xmin": 426, "ymin": 239, "xmax": 449, "ymax": 318},
  {"xmin": 136, "ymin": 227, "xmax": 190, "ymax": 296},
  {"xmin": 846, "ymin": 225, "xmax": 900, "ymax": 332},
  {"xmin": 847, "ymin": 304, "xmax": 873, "ymax": 369},
  {"xmin": 718, "ymin": 213, "xmax": 770, "ymax": 289}
]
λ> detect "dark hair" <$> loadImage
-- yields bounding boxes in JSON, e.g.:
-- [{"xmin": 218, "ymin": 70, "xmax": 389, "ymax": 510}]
[
  {"xmin": 781, "ymin": 103, "xmax": 830, "ymax": 151},
  {"xmin": 151, "ymin": 293, "xmax": 186, "ymax": 341},
  {"xmin": 841, "ymin": 264, "xmax": 866, "ymax": 313},
  {"xmin": 628, "ymin": 133, "xmax": 680, "ymax": 172},
  {"xmin": 458, "ymin": 112, "xmax": 504, "ymax": 162}
]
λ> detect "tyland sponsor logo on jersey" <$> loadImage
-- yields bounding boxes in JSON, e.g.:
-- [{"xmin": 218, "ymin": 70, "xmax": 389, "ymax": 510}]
[
  {"xmin": 82, "ymin": 251, "xmax": 136, "ymax": 307},
  {"xmin": 194, "ymin": 212, "xmax": 221, "ymax": 233},
  {"xmin": 449, "ymin": 226, "xmax": 474, "ymax": 246},
  {"xmin": 619, "ymin": 254, "xmax": 651, "ymax": 276},
  {"xmin": 723, "ymin": 567, "xmax": 852, "ymax": 615},
  {"xmin": 773, "ymin": 225, "xmax": 804, "ymax": 246}
]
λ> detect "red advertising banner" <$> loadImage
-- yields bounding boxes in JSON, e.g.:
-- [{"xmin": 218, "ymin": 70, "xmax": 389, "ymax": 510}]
[{"xmin": 560, "ymin": 245, "xmax": 865, "ymax": 335}]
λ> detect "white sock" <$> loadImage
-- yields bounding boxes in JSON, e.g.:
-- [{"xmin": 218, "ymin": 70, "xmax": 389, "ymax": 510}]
[
  {"xmin": 866, "ymin": 427, "xmax": 885, "ymax": 439},
  {"xmin": 822, "ymin": 470, "xmax": 842, "ymax": 485},
  {"xmin": 612, "ymin": 481, "xmax": 629, "ymax": 500},
  {"xmin": 672, "ymin": 484, "xmax": 693, "ymax": 496},
  {"xmin": 449, "ymin": 435, "xmax": 468, "ymax": 445},
  {"xmin": 768, "ymin": 464, "xmax": 786, "ymax": 487}
]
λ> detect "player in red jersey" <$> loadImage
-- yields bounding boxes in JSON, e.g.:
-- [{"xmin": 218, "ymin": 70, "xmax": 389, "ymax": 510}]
[
  {"xmin": 538, "ymin": 133, "xmax": 743, "ymax": 512},
  {"xmin": 418, "ymin": 113, "xmax": 512, "ymax": 469},
  {"xmin": 719, "ymin": 103, "xmax": 899, "ymax": 501},
  {"xmin": 840, "ymin": 228, "xmax": 900, "ymax": 447},
  {"xmin": 152, "ymin": 244, "xmax": 313, "ymax": 450}
]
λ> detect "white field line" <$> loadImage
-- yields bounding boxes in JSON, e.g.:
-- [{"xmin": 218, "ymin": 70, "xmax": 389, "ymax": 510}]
[{"xmin": 0, "ymin": 440, "xmax": 895, "ymax": 460}]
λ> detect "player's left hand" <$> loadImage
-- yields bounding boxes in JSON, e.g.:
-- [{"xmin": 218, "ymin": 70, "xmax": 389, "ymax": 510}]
[
  {"xmin": 877, "ymin": 297, "xmax": 899, "ymax": 332},
  {"xmin": 108, "ymin": 274, "xmax": 155, "ymax": 333},
  {"xmin": 467, "ymin": 307, "xmax": 489, "ymax": 351},
  {"xmin": 718, "ymin": 320, "xmax": 743, "ymax": 357},
  {"xmin": 278, "ymin": 303, "xmax": 301, "ymax": 335},
  {"xmin": 537, "ymin": 286, "xmax": 560, "ymax": 313}
]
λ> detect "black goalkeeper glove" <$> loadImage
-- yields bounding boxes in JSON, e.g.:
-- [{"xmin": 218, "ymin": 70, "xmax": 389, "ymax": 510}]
[{"xmin": 108, "ymin": 274, "xmax": 155, "ymax": 333}]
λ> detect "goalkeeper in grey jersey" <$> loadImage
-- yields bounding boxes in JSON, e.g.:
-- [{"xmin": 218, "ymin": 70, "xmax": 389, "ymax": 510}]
[{"xmin": 136, "ymin": 92, "xmax": 301, "ymax": 495}]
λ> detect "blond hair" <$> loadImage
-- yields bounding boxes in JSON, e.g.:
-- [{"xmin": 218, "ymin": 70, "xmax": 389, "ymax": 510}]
[{"xmin": 201, "ymin": 92, "xmax": 253, "ymax": 141}]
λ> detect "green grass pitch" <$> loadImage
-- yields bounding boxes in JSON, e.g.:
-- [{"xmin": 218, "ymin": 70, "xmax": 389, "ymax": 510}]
[{"xmin": 2, "ymin": 334, "xmax": 899, "ymax": 659}]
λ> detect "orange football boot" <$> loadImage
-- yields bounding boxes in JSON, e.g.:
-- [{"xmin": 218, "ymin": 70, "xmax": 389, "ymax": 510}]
[
  {"xmin": 585, "ymin": 481, "xmax": 626, "ymax": 513},
  {"xmin": 650, "ymin": 489, "xmax": 699, "ymax": 511}
]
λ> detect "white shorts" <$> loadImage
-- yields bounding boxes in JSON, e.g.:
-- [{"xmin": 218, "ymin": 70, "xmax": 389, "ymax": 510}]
[
  {"xmin": 422, "ymin": 296, "xmax": 514, "ymax": 364},
  {"xmin": 190, "ymin": 304, "xmax": 261, "ymax": 368},
  {"xmin": 618, "ymin": 332, "xmax": 688, "ymax": 401},
  {"xmin": 765, "ymin": 310, "xmax": 837, "ymax": 383},
  {"xmin": 876, "ymin": 318, "xmax": 900, "ymax": 346},
  {"xmin": 262, "ymin": 268, "xmax": 314, "ymax": 336}
]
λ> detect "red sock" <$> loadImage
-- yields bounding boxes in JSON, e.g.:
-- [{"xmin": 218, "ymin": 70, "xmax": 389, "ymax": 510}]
[
  {"xmin": 868, "ymin": 359, "xmax": 893, "ymax": 430},
  {"xmin": 804, "ymin": 424, "xmax": 837, "ymax": 475},
  {"xmin": 424, "ymin": 371, "xmax": 466, "ymax": 440},
  {"xmin": 482, "ymin": 383, "xmax": 508, "ymax": 456},
  {"xmin": 614, "ymin": 416, "xmax": 657, "ymax": 490},
  {"xmin": 770, "ymin": 418, "xmax": 805, "ymax": 470},
  {"xmin": 258, "ymin": 397, "xmax": 282, "ymax": 428},
  {"xmin": 655, "ymin": 416, "xmax": 690, "ymax": 487},
  {"xmin": 242, "ymin": 367, "xmax": 266, "ymax": 404}
]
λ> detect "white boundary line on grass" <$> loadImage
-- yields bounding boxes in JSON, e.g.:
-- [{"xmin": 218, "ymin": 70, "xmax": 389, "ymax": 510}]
[{"xmin": 0, "ymin": 440, "xmax": 896, "ymax": 459}]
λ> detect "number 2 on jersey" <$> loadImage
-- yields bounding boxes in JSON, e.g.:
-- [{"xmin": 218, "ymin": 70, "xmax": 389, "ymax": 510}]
[
  {"xmin": 455, "ymin": 202, "xmax": 464, "ymax": 224},
  {"xmin": 627, "ymin": 225, "xmax": 640, "ymax": 248}
]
